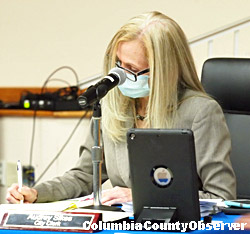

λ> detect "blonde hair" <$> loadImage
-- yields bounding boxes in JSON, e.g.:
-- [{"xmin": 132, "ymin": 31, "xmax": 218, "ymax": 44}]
[{"xmin": 102, "ymin": 11, "xmax": 206, "ymax": 142}]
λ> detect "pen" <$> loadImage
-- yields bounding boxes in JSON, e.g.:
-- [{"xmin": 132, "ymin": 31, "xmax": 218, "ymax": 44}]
[{"xmin": 17, "ymin": 160, "xmax": 23, "ymax": 204}]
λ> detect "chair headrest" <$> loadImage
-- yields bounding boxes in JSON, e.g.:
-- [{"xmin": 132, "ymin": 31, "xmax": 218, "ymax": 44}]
[{"xmin": 201, "ymin": 58, "xmax": 250, "ymax": 114}]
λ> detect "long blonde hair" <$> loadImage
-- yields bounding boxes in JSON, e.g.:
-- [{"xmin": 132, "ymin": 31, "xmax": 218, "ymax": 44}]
[{"xmin": 102, "ymin": 11, "xmax": 206, "ymax": 142}]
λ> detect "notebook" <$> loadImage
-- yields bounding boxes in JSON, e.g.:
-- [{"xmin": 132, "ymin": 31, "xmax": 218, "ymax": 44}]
[{"xmin": 127, "ymin": 128, "xmax": 200, "ymax": 223}]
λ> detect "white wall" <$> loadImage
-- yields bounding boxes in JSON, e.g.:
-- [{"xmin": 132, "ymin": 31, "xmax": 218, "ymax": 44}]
[
  {"xmin": 0, "ymin": 0, "xmax": 250, "ymax": 203},
  {"xmin": 0, "ymin": 0, "xmax": 250, "ymax": 87},
  {"xmin": 0, "ymin": 116, "xmax": 90, "ymax": 203}
]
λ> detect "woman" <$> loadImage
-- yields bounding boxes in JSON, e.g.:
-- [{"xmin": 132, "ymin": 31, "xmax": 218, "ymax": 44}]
[{"xmin": 6, "ymin": 11, "xmax": 236, "ymax": 205}]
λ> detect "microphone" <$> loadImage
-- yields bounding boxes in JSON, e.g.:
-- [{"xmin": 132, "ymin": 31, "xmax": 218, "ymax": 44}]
[{"xmin": 78, "ymin": 67, "xmax": 126, "ymax": 108}]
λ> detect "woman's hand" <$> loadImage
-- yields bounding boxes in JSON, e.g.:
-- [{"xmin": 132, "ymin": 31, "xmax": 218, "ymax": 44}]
[
  {"xmin": 6, "ymin": 183, "xmax": 38, "ymax": 204},
  {"xmin": 101, "ymin": 186, "xmax": 132, "ymax": 206}
]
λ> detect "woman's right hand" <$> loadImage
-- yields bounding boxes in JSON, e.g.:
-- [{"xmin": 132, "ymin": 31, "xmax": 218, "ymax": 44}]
[{"xmin": 6, "ymin": 183, "xmax": 38, "ymax": 204}]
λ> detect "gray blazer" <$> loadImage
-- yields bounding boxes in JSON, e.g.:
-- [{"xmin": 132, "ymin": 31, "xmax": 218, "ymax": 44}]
[{"xmin": 35, "ymin": 89, "xmax": 236, "ymax": 202}]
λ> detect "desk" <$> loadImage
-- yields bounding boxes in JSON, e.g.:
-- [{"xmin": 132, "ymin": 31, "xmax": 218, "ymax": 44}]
[
  {"xmin": 0, "ymin": 109, "xmax": 91, "ymax": 118},
  {"xmin": 0, "ymin": 213, "xmax": 250, "ymax": 233}
]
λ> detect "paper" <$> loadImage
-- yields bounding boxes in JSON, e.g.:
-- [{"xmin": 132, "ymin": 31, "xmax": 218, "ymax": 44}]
[
  {"xmin": 121, "ymin": 201, "xmax": 133, "ymax": 213},
  {"xmin": 70, "ymin": 208, "xmax": 132, "ymax": 222},
  {"xmin": 199, "ymin": 199, "xmax": 223, "ymax": 217},
  {"xmin": 0, "ymin": 203, "xmax": 70, "ymax": 212},
  {"xmin": 0, "ymin": 194, "xmax": 131, "ymax": 223},
  {"xmin": 0, "ymin": 194, "xmax": 93, "ymax": 221},
  {"xmin": 67, "ymin": 194, "xmax": 94, "ymax": 208},
  {"xmin": 67, "ymin": 194, "xmax": 132, "ymax": 222},
  {"xmin": 1, "ymin": 198, "xmax": 223, "ymax": 217}
]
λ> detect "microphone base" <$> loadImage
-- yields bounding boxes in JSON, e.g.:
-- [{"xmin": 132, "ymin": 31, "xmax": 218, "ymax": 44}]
[{"xmin": 83, "ymin": 204, "xmax": 122, "ymax": 211}]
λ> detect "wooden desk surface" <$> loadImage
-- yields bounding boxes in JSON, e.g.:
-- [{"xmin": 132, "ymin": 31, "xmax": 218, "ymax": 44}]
[{"xmin": 0, "ymin": 109, "xmax": 91, "ymax": 118}]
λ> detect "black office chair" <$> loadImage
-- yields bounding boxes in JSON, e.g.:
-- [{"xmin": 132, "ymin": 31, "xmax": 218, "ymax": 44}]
[{"xmin": 201, "ymin": 57, "xmax": 250, "ymax": 199}]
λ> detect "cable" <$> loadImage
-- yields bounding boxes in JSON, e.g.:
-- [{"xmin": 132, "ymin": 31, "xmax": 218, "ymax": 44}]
[
  {"xmin": 33, "ymin": 110, "xmax": 89, "ymax": 185},
  {"xmin": 28, "ymin": 66, "xmax": 80, "ymax": 181},
  {"xmin": 29, "ymin": 109, "xmax": 37, "ymax": 166},
  {"xmin": 43, "ymin": 78, "xmax": 72, "ymax": 88},
  {"xmin": 29, "ymin": 92, "xmax": 40, "ymax": 167},
  {"xmin": 41, "ymin": 66, "xmax": 79, "ymax": 94}
]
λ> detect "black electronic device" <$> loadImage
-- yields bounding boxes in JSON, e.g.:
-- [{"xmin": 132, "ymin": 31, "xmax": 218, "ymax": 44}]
[
  {"xmin": 0, "ymin": 100, "xmax": 3, "ymax": 109},
  {"xmin": 19, "ymin": 86, "xmax": 84, "ymax": 111},
  {"xmin": 127, "ymin": 128, "xmax": 200, "ymax": 225}
]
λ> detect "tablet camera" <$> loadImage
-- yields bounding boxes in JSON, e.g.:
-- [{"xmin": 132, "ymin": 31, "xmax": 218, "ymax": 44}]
[{"xmin": 151, "ymin": 166, "xmax": 173, "ymax": 188}]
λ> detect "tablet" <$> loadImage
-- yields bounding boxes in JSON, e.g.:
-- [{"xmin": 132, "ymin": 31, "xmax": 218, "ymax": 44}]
[{"xmin": 127, "ymin": 128, "xmax": 200, "ymax": 223}]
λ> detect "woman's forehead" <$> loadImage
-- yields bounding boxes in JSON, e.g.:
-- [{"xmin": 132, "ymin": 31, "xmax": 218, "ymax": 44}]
[{"xmin": 116, "ymin": 40, "xmax": 148, "ymax": 68}]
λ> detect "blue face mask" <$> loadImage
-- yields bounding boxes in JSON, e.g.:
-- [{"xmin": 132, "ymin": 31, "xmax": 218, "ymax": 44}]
[{"xmin": 118, "ymin": 73, "xmax": 150, "ymax": 98}]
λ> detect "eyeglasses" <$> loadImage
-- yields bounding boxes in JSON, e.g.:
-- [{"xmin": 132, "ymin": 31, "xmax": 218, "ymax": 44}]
[{"xmin": 115, "ymin": 61, "xmax": 150, "ymax": 82}]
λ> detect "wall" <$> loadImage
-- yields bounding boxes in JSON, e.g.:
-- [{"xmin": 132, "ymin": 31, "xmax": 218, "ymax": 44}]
[
  {"xmin": 0, "ymin": 0, "xmax": 250, "ymax": 87},
  {"xmin": 0, "ymin": 0, "xmax": 250, "ymax": 203},
  {"xmin": 0, "ymin": 116, "xmax": 90, "ymax": 203}
]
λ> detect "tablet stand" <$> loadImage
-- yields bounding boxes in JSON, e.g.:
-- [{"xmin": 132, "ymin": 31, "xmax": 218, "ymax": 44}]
[
  {"xmin": 136, "ymin": 206, "xmax": 177, "ymax": 224},
  {"xmin": 84, "ymin": 100, "xmax": 120, "ymax": 211}
]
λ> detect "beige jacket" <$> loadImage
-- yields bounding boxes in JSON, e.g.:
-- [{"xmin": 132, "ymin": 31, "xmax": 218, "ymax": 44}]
[{"xmin": 35, "ymin": 89, "xmax": 236, "ymax": 202}]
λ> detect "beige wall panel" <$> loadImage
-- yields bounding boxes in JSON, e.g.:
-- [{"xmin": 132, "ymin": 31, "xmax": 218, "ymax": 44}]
[
  {"xmin": 0, "ymin": 117, "xmax": 90, "ymax": 203},
  {"xmin": 210, "ymin": 34, "xmax": 234, "ymax": 57},
  {"xmin": 0, "ymin": 0, "xmax": 250, "ymax": 86},
  {"xmin": 190, "ymin": 43, "xmax": 209, "ymax": 79},
  {"xmin": 238, "ymin": 27, "xmax": 250, "ymax": 57}
]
